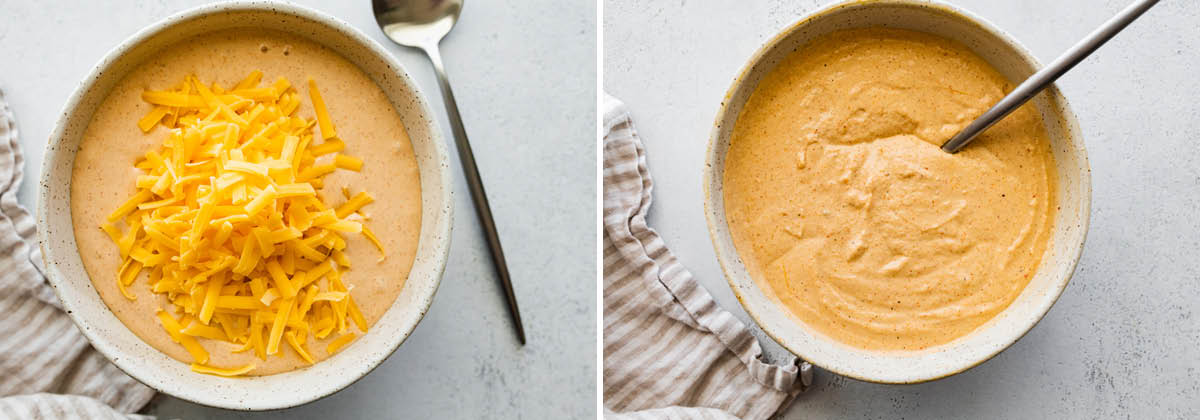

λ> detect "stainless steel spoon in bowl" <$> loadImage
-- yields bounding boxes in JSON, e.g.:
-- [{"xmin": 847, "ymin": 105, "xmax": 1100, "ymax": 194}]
[
  {"xmin": 941, "ymin": 0, "xmax": 1159, "ymax": 153},
  {"xmin": 373, "ymin": 0, "xmax": 526, "ymax": 345}
]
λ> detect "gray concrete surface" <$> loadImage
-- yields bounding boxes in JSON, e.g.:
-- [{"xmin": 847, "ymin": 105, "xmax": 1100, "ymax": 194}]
[
  {"xmin": 605, "ymin": 0, "xmax": 1199, "ymax": 418},
  {"xmin": 0, "ymin": 0, "xmax": 595, "ymax": 418}
]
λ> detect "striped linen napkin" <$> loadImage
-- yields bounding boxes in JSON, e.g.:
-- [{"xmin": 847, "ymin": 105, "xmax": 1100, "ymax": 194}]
[
  {"xmin": 0, "ymin": 88, "xmax": 155, "ymax": 419},
  {"xmin": 602, "ymin": 93, "xmax": 812, "ymax": 420}
]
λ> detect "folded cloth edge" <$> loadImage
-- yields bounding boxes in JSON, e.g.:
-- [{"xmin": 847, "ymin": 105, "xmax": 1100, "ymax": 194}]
[
  {"xmin": 602, "ymin": 92, "xmax": 812, "ymax": 419},
  {"xmin": 0, "ymin": 87, "xmax": 156, "ymax": 417}
]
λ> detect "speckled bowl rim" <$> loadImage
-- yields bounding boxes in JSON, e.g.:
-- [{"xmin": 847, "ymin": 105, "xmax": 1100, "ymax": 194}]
[
  {"xmin": 703, "ymin": 0, "xmax": 1092, "ymax": 384},
  {"xmin": 36, "ymin": 1, "xmax": 453, "ymax": 410}
]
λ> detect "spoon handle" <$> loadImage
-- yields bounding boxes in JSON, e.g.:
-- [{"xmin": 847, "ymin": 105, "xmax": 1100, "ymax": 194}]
[
  {"xmin": 941, "ymin": 0, "xmax": 1160, "ymax": 153},
  {"xmin": 422, "ymin": 44, "xmax": 526, "ymax": 345}
]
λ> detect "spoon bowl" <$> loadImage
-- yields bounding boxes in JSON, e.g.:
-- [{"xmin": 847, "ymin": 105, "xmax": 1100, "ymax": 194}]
[{"xmin": 372, "ymin": 0, "xmax": 462, "ymax": 49}]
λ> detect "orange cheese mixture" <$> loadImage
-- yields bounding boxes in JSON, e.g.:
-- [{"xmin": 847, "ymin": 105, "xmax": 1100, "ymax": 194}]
[{"xmin": 723, "ymin": 28, "xmax": 1057, "ymax": 351}]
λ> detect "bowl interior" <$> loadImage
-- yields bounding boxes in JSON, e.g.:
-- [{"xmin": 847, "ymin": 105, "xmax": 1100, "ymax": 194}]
[
  {"xmin": 37, "ymin": 2, "xmax": 452, "ymax": 410},
  {"xmin": 705, "ymin": 0, "xmax": 1090, "ymax": 384}
]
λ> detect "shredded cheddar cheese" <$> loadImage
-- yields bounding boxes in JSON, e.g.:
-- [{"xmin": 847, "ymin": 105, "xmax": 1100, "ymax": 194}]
[
  {"xmin": 326, "ymin": 332, "xmax": 356, "ymax": 355},
  {"xmin": 191, "ymin": 362, "xmax": 257, "ymax": 377},
  {"xmin": 103, "ymin": 72, "xmax": 385, "ymax": 377}
]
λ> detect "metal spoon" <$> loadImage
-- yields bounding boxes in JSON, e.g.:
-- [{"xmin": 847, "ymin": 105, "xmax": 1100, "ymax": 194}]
[
  {"xmin": 372, "ymin": 0, "xmax": 526, "ymax": 345},
  {"xmin": 941, "ymin": 0, "xmax": 1159, "ymax": 153}
]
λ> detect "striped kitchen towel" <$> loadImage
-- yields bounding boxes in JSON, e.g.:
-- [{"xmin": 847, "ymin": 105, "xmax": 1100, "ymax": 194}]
[
  {"xmin": 602, "ymin": 93, "xmax": 812, "ymax": 420},
  {"xmin": 0, "ymin": 88, "xmax": 155, "ymax": 419}
]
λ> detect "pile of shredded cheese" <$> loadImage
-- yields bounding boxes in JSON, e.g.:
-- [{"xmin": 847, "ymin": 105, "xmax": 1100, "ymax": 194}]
[{"xmin": 102, "ymin": 71, "xmax": 386, "ymax": 376}]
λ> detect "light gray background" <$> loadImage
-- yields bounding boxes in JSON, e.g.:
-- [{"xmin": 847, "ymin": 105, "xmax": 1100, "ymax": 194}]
[
  {"xmin": 606, "ymin": 0, "xmax": 1198, "ymax": 418},
  {"xmin": 0, "ymin": 0, "xmax": 595, "ymax": 418}
]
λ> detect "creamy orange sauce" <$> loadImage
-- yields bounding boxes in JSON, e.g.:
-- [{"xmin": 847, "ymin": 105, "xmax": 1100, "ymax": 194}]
[
  {"xmin": 70, "ymin": 29, "xmax": 422, "ymax": 374},
  {"xmin": 724, "ymin": 28, "xmax": 1057, "ymax": 351}
]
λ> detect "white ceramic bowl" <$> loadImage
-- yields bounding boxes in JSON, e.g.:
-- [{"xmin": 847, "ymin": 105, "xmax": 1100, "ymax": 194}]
[
  {"xmin": 36, "ymin": 1, "xmax": 453, "ymax": 410},
  {"xmin": 704, "ymin": 0, "xmax": 1091, "ymax": 384}
]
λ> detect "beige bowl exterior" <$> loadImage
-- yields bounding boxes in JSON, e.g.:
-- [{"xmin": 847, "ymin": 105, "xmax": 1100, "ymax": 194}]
[
  {"xmin": 704, "ymin": 0, "xmax": 1091, "ymax": 384},
  {"xmin": 36, "ymin": 1, "xmax": 453, "ymax": 410}
]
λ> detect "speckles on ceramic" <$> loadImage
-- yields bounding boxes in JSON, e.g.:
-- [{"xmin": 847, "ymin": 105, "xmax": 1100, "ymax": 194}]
[
  {"xmin": 36, "ymin": 1, "xmax": 452, "ymax": 411},
  {"xmin": 702, "ymin": 0, "xmax": 1090, "ymax": 384}
]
